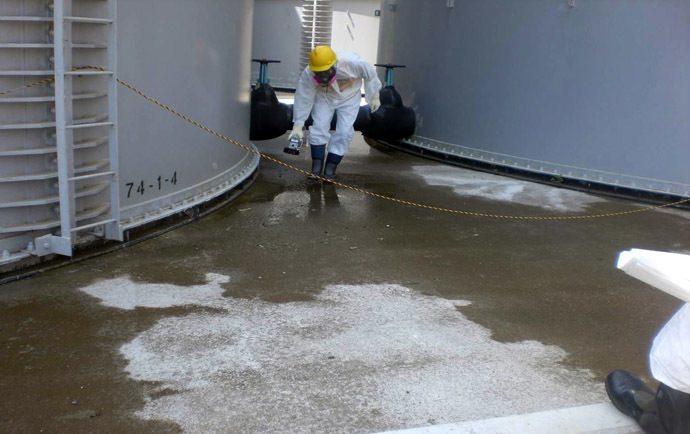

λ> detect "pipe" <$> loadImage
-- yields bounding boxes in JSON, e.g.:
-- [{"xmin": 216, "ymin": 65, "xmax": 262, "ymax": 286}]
[
  {"xmin": 249, "ymin": 82, "xmax": 293, "ymax": 141},
  {"xmin": 250, "ymin": 59, "xmax": 293, "ymax": 141}
]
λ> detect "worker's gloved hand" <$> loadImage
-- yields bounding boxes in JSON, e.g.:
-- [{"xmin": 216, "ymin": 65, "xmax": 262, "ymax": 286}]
[
  {"xmin": 289, "ymin": 123, "xmax": 304, "ymax": 140},
  {"xmin": 370, "ymin": 97, "xmax": 381, "ymax": 113}
]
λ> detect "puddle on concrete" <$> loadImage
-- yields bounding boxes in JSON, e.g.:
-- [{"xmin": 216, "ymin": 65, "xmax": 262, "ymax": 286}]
[
  {"xmin": 80, "ymin": 274, "xmax": 605, "ymax": 433},
  {"xmin": 5, "ymin": 135, "xmax": 687, "ymax": 432},
  {"xmin": 0, "ymin": 282, "xmax": 183, "ymax": 433},
  {"xmin": 261, "ymin": 292, "xmax": 316, "ymax": 303}
]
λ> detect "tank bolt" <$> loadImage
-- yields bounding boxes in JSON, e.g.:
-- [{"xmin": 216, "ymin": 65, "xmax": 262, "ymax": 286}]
[
  {"xmin": 2, "ymin": 250, "xmax": 10, "ymax": 259},
  {"xmin": 27, "ymin": 242, "xmax": 35, "ymax": 251}
]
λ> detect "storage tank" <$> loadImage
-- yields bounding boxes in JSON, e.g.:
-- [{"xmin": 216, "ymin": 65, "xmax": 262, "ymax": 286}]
[
  {"xmin": 0, "ymin": 0, "xmax": 258, "ymax": 269},
  {"xmin": 378, "ymin": 0, "xmax": 690, "ymax": 199}
]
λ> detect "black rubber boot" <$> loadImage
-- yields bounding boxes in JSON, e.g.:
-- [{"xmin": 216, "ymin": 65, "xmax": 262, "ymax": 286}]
[
  {"xmin": 605, "ymin": 370, "xmax": 690, "ymax": 434},
  {"xmin": 606, "ymin": 370, "xmax": 657, "ymax": 421},
  {"xmin": 308, "ymin": 145, "xmax": 326, "ymax": 180},
  {"xmin": 323, "ymin": 153, "xmax": 343, "ymax": 181}
]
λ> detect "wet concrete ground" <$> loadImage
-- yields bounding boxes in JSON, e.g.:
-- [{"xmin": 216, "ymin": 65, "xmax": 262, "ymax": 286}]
[{"xmin": 1, "ymin": 133, "xmax": 688, "ymax": 433}]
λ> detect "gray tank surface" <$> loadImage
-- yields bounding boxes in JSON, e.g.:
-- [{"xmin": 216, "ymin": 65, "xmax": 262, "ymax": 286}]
[
  {"xmin": 116, "ymin": 0, "xmax": 258, "ymax": 226},
  {"xmin": 0, "ymin": 0, "xmax": 258, "ymax": 269},
  {"xmin": 378, "ymin": 0, "xmax": 690, "ymax": 199}
]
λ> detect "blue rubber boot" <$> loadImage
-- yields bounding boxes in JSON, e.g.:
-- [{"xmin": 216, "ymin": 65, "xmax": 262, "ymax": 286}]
[
  {"xmin": 323, "ymin": 153, "xmax": 343, "ymax": 181},
  {"xmin": 308, "ymin": 145, "xmax": 326, "ymax": 179}
]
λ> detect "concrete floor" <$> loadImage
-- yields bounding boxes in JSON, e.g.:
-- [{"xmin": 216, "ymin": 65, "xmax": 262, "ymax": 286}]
[{"xmin": 1, "ymin": 133, "xmax": 689, "ymax": 433}]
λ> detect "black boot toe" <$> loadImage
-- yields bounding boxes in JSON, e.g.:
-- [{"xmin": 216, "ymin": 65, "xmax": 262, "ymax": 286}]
[{"xmin": 605, "ymin": 370, "xmax": 657, "ymax": 420}]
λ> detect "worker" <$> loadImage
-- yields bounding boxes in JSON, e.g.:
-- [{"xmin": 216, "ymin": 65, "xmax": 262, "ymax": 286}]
[
  {"xmin": 606, "ymin": 303, "xmax": 690, "ymax": 433},
  {"xmin": 288, "ymin": 46, "xmax": 382, "ymax": 180}
]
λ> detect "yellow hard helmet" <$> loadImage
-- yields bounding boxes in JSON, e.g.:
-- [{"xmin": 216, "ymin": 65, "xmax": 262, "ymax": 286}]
[{"xmin": 309, "ymin": 46, "xmax": 337, "ymax": 72}]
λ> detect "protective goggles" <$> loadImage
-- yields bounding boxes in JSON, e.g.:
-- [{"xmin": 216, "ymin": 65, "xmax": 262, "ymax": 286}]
[{"xmin": 312, "ymin": 68, "xmax": 336, "ymax": 86}]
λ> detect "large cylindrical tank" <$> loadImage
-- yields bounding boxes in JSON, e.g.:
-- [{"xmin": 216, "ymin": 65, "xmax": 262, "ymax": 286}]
[
  {"xmin": 0, "ymin": 0, "xmax": 258, "ymax": 268},
  {"xmin": 378, "ymin": 0, "xmax": 690, "ymax": 198}
]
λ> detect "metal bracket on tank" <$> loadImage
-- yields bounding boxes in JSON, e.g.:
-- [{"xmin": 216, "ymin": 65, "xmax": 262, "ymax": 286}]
[
  {"xmin": 374, "ymin": 64, "xmax": 406, "ymax": 87},
  {"xmin": 34, "ymin": 235, "xmax": 72, "ymax": 257}
]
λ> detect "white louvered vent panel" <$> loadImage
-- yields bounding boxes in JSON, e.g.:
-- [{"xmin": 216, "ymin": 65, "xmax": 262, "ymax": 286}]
[{"xmin": 300, "ymin": 0, "xmax": 333, "ymax": 72}]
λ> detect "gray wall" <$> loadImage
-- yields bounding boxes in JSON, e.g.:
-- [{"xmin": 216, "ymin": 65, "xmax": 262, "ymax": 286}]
[
  {"xmin": 251, "ymin": 0, "xmax": 303, "ymax": 88},
  {"xmin": 331, "ymin": 0, "xmax": 381, "ymax": 67},
  {"xmin": 379, "ymin": 0, "xmax": 690, "ymax": 196}
]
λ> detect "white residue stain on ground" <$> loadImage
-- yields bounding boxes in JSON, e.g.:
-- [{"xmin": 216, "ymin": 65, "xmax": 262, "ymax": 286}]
[
  {"xmin": 81, "ymin": 274, "xmax": 605, "ymax": 433},
  {"xmin": 265, "ymin": 191, "xmax": 310, "ymax": 225},
  {"xmin": 655, "ymin": 206, "xmax": 690, "ymax": 220},
  {"xmin": 81, "ymin": 273, "xmax": 229, "ymax": 310},
  {"xmin": 412, "ymin": 165, "xmax": 605, "ymax": 212}
]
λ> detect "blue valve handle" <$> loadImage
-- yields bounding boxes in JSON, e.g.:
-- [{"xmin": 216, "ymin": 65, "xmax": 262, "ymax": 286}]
[
  {"xmin": 375, "ymin": 64, "xmax": 406, "ymax": 87},
  {"xmin": 252, "ymin": 59, "xmax": 282, "ymax": 85}
]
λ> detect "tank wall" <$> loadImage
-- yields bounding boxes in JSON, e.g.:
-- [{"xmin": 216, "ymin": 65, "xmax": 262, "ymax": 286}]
[
  {"xmin": 251, "ymin": 0, "xmax": 303, "ymax": 88},
  {"xmin": 379, "ymin": 0, "xmax": 690, "ymax": 195},
  {"xmin": 252, "ymin": 0, "xmax": 381, "ymax": 89},
  {"xmin": 117, "ymin": 0, "xmax": 257, "ymax": 219},
  {"xmin": 0, "ymin": 0, "xmax": 258, "ymax": 263}
]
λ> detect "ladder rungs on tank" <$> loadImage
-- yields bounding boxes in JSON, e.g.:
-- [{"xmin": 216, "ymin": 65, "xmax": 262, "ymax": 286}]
[{"xmin": 35, "ymin": 0, "xmax": 122, "ymax": 257}]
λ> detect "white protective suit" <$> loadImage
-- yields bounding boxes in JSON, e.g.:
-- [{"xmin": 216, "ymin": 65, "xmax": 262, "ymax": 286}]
[
  {"xmin": 617, "ymin": 249, "xmax": 690, "ymax": 393},
  {"xmin": 650, "ymin": 303, "xmax": 690, "ymax": 393},
  {"xmin": 293, "ymin": 52, "xmax": 382, "ymax": 157}
]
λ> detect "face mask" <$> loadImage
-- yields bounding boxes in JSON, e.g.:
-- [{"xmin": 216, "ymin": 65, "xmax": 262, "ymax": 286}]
[{"xmin": 312, "ymin": 68, "xmax": 336, "ymax": 86}]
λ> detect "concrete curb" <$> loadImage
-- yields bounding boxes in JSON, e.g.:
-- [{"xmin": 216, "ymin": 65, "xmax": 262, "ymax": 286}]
[{"xmin": 378, "ymin": 402, "xmax": 642, "ymax": 434}]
